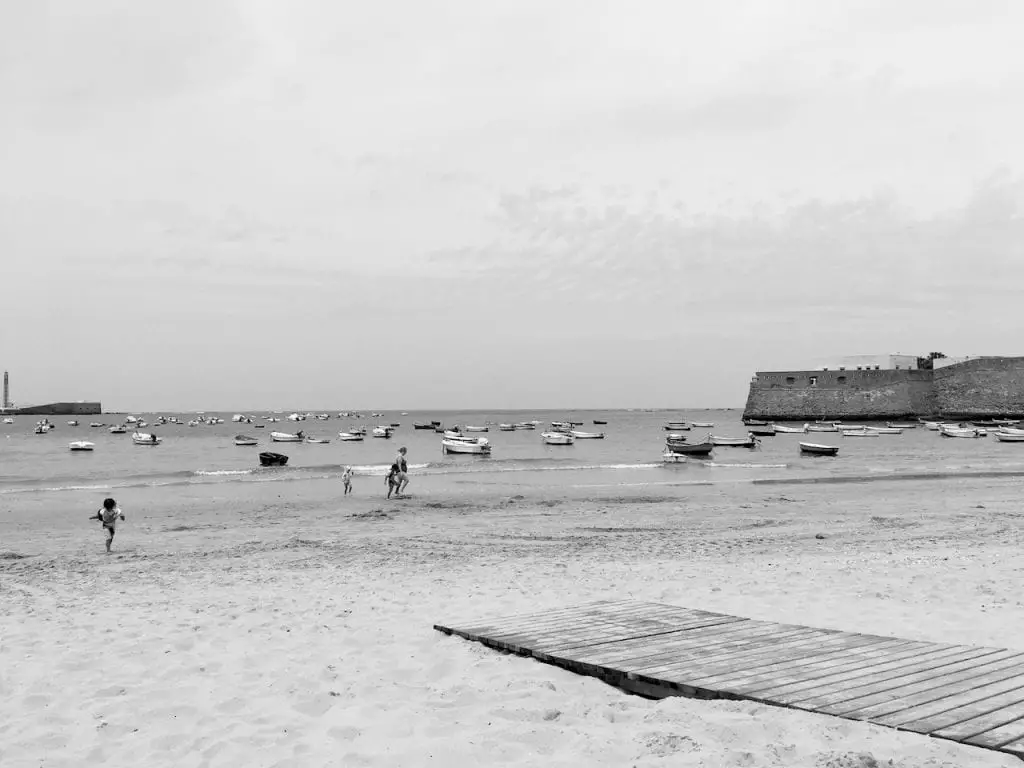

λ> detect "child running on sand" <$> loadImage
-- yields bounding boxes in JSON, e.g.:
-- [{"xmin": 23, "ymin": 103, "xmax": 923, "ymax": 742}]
[
  {"xmin": 342, "ymin": 466, "xmax": 353, "ymax": 495},
  {"xmin": 90, "ymin": 497, "xmax": 125, "ymax": 553}
]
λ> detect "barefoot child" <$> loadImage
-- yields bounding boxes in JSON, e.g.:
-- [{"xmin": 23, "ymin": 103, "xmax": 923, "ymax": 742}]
[
  {"xmin": 90, "ymin": 497, "xmax": 125, "ymax": 553},
  {"xmin": 385, "ymin": 463, "xmax": 399, "ymax": 499},
  {"xmin": 342, "ymin": 466, "xmax": 353, "ymax": 495}
]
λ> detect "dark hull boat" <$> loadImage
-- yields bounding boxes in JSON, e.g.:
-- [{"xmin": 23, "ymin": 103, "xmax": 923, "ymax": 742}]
[
  {"xmin": 665, "ymin": 440, "xmax": 714, "ymax": 456},
  {"xmin": 593, "ymin": 420, "xmax": 607, "ymax": 425},
  {"xmin": 799, "ymin": 442, "xmax": 838, "ymax": 456},
  {"xmin": 259, "ymin": 452, "xmax": 289, "ymax": 467},
  {"xmin": 413, "ymin": 422, "xmax": 435, "ymax": 430},
  {"xmin": 748, "ymin": 426, "xmax": 776, "ymax": 437}
]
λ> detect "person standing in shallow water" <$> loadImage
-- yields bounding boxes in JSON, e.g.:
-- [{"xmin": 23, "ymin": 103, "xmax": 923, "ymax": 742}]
[
  {"xmin": 394, "ymin": 446, "xmax": 409, "ymax": 497},
  {"xmin": 91, "ymin": 497, "xmax": 125, "ymax": 553}
]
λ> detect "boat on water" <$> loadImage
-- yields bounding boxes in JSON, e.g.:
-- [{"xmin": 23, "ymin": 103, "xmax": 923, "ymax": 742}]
[
  {"xmin": 542, "ymin": 431, "xmax": 575, "ymax": 445},
  {"xmin": 234, "ymin": 435, "xmax": 259, "ymax": 446},
  {"xmin": 348, "ymin": 426, "xmax": 367, "ymax": 436},
  {"xmin": 800, "ymin": 442, "xmax": 839, "ymax": 456},
  {"xmin": 663, "ymin": 422, "xmax": 690, "ymax": 431},
  {"xmin": 67, "ymin": 420, "xmax": 79, "ymax": 426},
  {"xmin": 922, "ymin": 421, "xmax": 941, "ymax": 430},
  {"xmin": 513, "ymin": 422, "xmax": 536, "ymax": 430},
  {"xmin": 664, "ymin": 440, "xmax": 713, "ymax": 456},
  {"xmin": 773, "ymin": 425, "xmax": 806, "ymax": 434},
  {"xmin": 271, "ymin": 431, "xmax": 304, "ymax": 442},
  {"xmin": 464, "ymin": 425, "xmax": 489, "ymax": 432},
  {"xmin": 549, "ymin": 421, "xmax": 573, "ymax": 432},
  {"xmin": 305, "ymin": 437, "xmax": 331, "ymax": 444},
  {"xmin": 372, "ymin": 426, "xmax": 394, "ymax": 439},
  {"xmin": 3, "ymin": 417, "xmax": 15, "ymax": 424},
  {"xmin": 131, "ymin": 432, "xmax": 162, "ymax": 445},
  {"xmin": 690, "ymin": 421, "xmax": 714, "ymax": 428},
  {"xmin": 841, "ymin": 429, "xmax": 879, "ymax": 437},
  {"xmin": 109, "ymin": 425, "xmax": 127, "ymax": 434},
  {"xmin": 413, "ymin": 422, "xmax": 435, "ymax": 430},
  {"xmin": 69, "ymin": 441, "xmax": 95, "ymax": 452},
  {"xmin": 887, "ymin": 422, "xmax": 918, "ymax": 429},
  {"xmin": 498, "ymin": 423, "xmax": 515, "ymax": 431},
  {"xmin": 804, "ymin": 423, "xmax": 839, "ymax": 433},
  {"xmin": 259, "ymin": 452, "xmax": 289, "ymax": 467},
  {"xmin": 748, "ymin": 425, "xmax": 776, "ymax": 437},
  {"xmin": 940, "ymin": 426, "xmax": 986, "ymax": 438},
  {"xmin": 89, "ymin": 422, "xmax": 104, "ymax": 428},
  {"xmin": 996, "ymin": 426, "xmax": 1024, "ymax": 436},
  {"xmin": 441, "ymin": 436, "xmax": 492, "ymax": 454},
  {"xmin": 254, "ymin": 424, "xmax": 265, "ymax": 429},
  {"xmin": 710, "ymin": 434, "xmax": 759, "ymax": 448},
  {"xmin": 743, "ymin": 419, "xmax": 769, "ymax": 426},
  {"xmin": 34, "ymin": 424, "xmax": 52, "ymax": 434},
  {"xmin": 593, "ymin": 420, "xmax": 607, "ymax": 425},
  {"xmin": 571, "ymin": 430, "xmax": 605, "ymax": 439},
  {"xmin": 994, "ymin": 432, "xmax": 1024, "ymax": 442},
  {"xmin": 866, "ymin": 426, "xmax": 904, "ymax": 435},
  {"xmin": 338, "ymin": 432, "xmax": 365, "ymax": 441}
]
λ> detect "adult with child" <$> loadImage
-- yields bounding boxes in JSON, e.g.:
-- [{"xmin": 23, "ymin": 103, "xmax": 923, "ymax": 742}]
[{"xmin": 394, "ymin": 446, "xmax": 409, "ymax": 496}]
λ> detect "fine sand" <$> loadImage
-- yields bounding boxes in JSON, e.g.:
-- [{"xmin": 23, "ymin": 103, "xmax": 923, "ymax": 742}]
[{"xmin": 2, "ymin": 475, "xmax": 1023, "ymax": 767}]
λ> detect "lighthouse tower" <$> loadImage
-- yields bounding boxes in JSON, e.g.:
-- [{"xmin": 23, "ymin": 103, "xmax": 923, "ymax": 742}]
[{"xmin": 2, "ymin": 371, "xmax": 9, "ymax": 411}]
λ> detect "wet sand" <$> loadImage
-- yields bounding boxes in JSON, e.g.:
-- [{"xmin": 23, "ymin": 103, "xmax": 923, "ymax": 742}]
[{"xmin": 2, "ymin": 476, "xmax": 1023, "ymax": 767}]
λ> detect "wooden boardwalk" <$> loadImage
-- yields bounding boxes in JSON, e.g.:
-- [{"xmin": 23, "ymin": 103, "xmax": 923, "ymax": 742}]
[{"xmin": 434, "ymin": 600, "xmax": 1024, "ymax": 761}]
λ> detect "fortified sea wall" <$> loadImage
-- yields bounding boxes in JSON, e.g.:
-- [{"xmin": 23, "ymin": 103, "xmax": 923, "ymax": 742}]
[
  {"xmin": 4, "ymin": 402, "xmax": 103, "ymax": 416},
  {"xmin": 742, "ymin": 357, "xmax": 1024, "ymax": 421}
]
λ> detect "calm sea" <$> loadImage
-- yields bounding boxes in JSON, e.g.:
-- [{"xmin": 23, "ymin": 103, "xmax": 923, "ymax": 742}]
[{"xmin": 2, "ymin": 409, "xmax": 1023, "ymax": 501}]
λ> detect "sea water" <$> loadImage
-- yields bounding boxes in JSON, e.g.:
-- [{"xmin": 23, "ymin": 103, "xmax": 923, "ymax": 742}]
[{"xmin": 3, "ymin": 410, "xmax": 1022, "ymax": 503}]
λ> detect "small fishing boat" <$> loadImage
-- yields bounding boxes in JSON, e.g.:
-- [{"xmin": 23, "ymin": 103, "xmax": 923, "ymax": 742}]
[
  {"xmin": 804, "ymin": 423, "xmax": 839, "ymax": 432},
  {"xmin": 69, "ymin": 441, "xmax": 95, "ymax": 452},
  {"xmin": 940, "ymin": 426, "xmax": 985, "ymax": 438},
  {"xmin": 89, "ymin": 422, "xmax": 104, "ymax": 428},
  {"xmin": 799, "ymin": 442, "xmax": 839, "ymax": 456},
  {"xmin": 67, "ymin": 420, "xmax": 79, "ymax": 426},
  {"xmin": 514, "ymin": 422, "xmax": 536, "ymax": 430},
  {"xmin": 338, "ymin": 432, "xmax": 365, "ymax": 441},
  {"xmin": 34, "ymin": 424, "xmax": 52, "ymax": 434},
  {"xmin": 441, "ymin": 436, "xmax": 492, "ymax": 454},
  {"xmin": 743, "ymin": 419, "xmax": 769, "ymax": 426},
  {"xmin": 550, "ymin": 421, "xmax": 573, "ymax": 432},
  {"xmin": 498, "ymin": 423, "xmax": 516, "ymax": 431},
  {"xmin": 664, "ymin": 440, "xmax": 714, "ymax": 456},
  {"xmin": 886, "ymin": 422, "xmax": 917, "ymax": 429},
  {"xmin": 996, "ymin": 426, "xmax": 1024, "ymax": 436},
  {"xmin": 271, "ymin": 431, "xmax": 304, "ymax": 442},
  {"xmin": 389, "ymin": 422, "xmax": 401, "ymax": 428},
  {"xmin": 3, "ymin": 417, "xmax": 15, "ymax": 424},
  {"xmin": 254, "ymin": 424, "xmax": 265, "ymax": 428},
  {"xmin": 748, "ymin": 425, "xmax": 776, "ymax": 437},
  {"xmin": 306, "ymin": 437, "xmax": 331, "ymax": 444},
  {"xmin": 922, "ymin": 421, "xmax": 941, "ymax": 430},
  {"xmin": 109, "ymin": 425, "xmax": 127, "ymax": 434},
  {"xmin": 690, "ymin": 421, "xmax": 714, "ymax": 428},
  {"xmin": 841, "ymin": 429, "xmax": 879, "ymax": 437},
  {"xmin": 866, "ymin": 426, "xmax": 904, "ymax": 435},
  {"xmin": 259, "ymin": 452, "xmax": 289, "ymax": 467},
  {"xmin": 372, "ymin": 426, "xmax": 393, "ymax": 439},
  {"xmin": 773, "ymin": 425, "xmax": 807, "ymax": 434},
  {"xmin": 413, "ymin": 422, "xmax": 435, "ymax": 430},
  {"xmin": 663, "ymin": 422, "xmax": 690, "ymax": 431},
  {"xmin": 464, "ymin": 425, "xmax": 489, "ymax": 432},
  {"xmin": 542, "ymin": 431, "xmax": 575, "ymax": 445},
  {"xmin": 593, "ymin": 419, "xmax": 607, "ymax": 425},
  {"xmin": 571, "ymin": 430, "xmax": 605, "ymax": 439},
  {"xmin": 710, "ymin": 434, "xmax": 758, "ymax": 448},
  {"xmin": 131, "ymin": 432, "xmax": 162, "ymax": 445},
  {"xmin": 349, "ymin": 426, "xmax": 367, "ymax": 436},
  {"xmin": 234, "ymin": 435, "xmax": 259, "ymax": 446},
  {"xmin": 994, "ymin": 432, "xmax": 1024, "ymax": 442}
]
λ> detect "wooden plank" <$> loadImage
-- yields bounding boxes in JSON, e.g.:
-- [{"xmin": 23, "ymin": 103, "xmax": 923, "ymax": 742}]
[
  {"xmin": 449, "ymin": 599, "xmax": 663, "ymax": 637},
  {"xmin": 536, "ymin": 617, "xmax": 747, "ymax": 658},
  {"xmin": 465, "ymin": 602, "xmax": 681, "ymax": 645},
  {"xmin": 998, "ymin": 736, "xmax": 1024, "ymax": 758},
  {"xmin": 841, "ymin": 652, "xmax": 1024, "ymax": 720},
  {"xmin": 876, "ymin": 678, "xmax": 1024, "ymax": 732},
  {"xmin": 745, "ymin": 644, "xmax": 967, "ymax": 701},
  {"xmin": 788, "ymin": 647, "xmax": 1004, "ymax": 711},
  {"xmin": 962, "ymin": 715, "xmax": 1024, "ymax": 749},
  {"xmin": 543, "ymin": 614, "xmax": 748, "ymax": 656},
  {"xmin": 441, "ymin": 598, "xmax": 624, "ymax": 632},
  {"xmin": 935, "ymin": 701, "xmax": 1024, "ymax": 744}
]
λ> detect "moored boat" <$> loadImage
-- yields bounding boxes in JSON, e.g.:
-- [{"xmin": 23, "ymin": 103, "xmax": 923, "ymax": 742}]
[
  {"xmin": 939, "ymin": 426, "xmax": 985, "ymax": 438},
  {"xmin": 305, "ymin": 437, "xmax": 331, "ymax": 444},
  {"xmin": 710, "ymin": 434, "xmax": 759, "ymax": 448},
  {"xmin": 234, "ymin": 434, "xmax": 259, "ymax": 446},
  {"xmin": 131, "ymin": 432, "xmax": 162, "ymax": 445},
  {"xmin": 570, "ymin": 430, "xmax": 605, "ymax": 439},
  {"xmin": 513, "ymin": 422, "xmax": 536, "ymax": 430},
  {"xmin": 464, "ymin": 425, "xmax": 489, "ymax": 432},
  {"xmin": 109, "ymin": 425, "xmax": 127, "ymax": 434},
  {"xmin": 542, "ymin": 431, "xmax": 575, "ymax": 445},
  {"xmin": 841, "ymin": 429, "xmax": 879, "ymax": 437},
  {"xmin": 805, "ymin": 423, "xmax": 838, "ymax": 432},
  {"xmin": 69, "ymin": 441, "xmax": 95, "ymax": 451},
  {"xmin": 67, "ymin": 420, "xmax": 79, "ymax": 426},
  {"xmin": 866, "ymin": 426, "xmax": 904, "ymax": 435},
  {"xmin": 441, "ymin": 436, "xmax": 492, "ymax": 454},
  {"xmin": 748, "ymin": 425, "xmax": 776, "ymax": 437},
  {"xmin": 886, "ymin": 422, "xmax": 917, "ymax": 429},
  {"xmin": 663, "ymin": 421, "xmax": 690, "ymax": 431},
  {"xmin": 259, "ymin": 452, "xmax": 289, "ymax": 466},
  {"xmin": 271, "ymin": 431, "xmax": 304, "ymax": 442},
  {"xmin": 994, "ymin": 432, "xmax": 1024, "ymax": 442},
  {"xmin": 413, "ymin": 422, "xmax": 435, "ymax": 430},
  {"xmin": 690, "ymin": 422, "xmax": 714, "ymax": 428},
  {"xmin": 799, "ymin": 442, "xmax": 839, "ymax": 456},
  {"xmin": 372, "ymin": 426, "xmax": 394, "ymax": 438},
  {"xmin": 338, "ymin": 432, "xmax": 364, "ymax": 441},
  {"xmin": 664, "ymin": 440, "xmax": 713, "ymax": 456},
  {"xmin": 773, "ymin": 425, "xmax": 807, "ymax": 434},
  {"xmin": 593, "ymin": 419, "xmax": 607, "ymax": 425},
  {"xmin": 498, "ymin": 423, "xmax": 516, "ymax": 431}
]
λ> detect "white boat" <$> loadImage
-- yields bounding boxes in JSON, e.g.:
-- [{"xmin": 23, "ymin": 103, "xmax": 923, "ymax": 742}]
[
  {"xmin": 2, "ymin": 417, "xmax": 14, "ymax": 424},
  {"xmin": 994, "ymin": 432, "xmax": 1024, "ymax": 442},
  {"xmin": 232, "ymin": 414, "xmax": 246, "ymax": 423},
  {"xmin": 886, "ymin": 422, "xmax": 917, "ymax": 429},
  {"xmin": 305, "ymin": 437, "xmax": 331, "ymax": 444},
  {"xmin": 773, "ymin": 425, "xmax": 807, "ymax": 434},
  {"xmin": 463, "ymin": 425, "xmax": 489, "ymax": 432},
  {"xmin": 514, "ymin": 422, "xmax": 536, "ymax": 430},
  {"xmin": 338, "ymin": 432, "xmax": 365, "ymax": 441},
  {"xmin": 125, "ymin": 416, "xmax": 139, "ymax": 424},
  {"xmin": 799, "ymin": 442, "xmax": 839, "ymax": 456},
  {"xmin": 939, "ymin": 426, "xmax": 985, "ymax": 438},
  {"xmin": 271, "ymin": 431, "xmax": 304, "ymax": 442},
  {"xmin": 89, "ymin": 422, "xmax": 104, "ymax": 428},
  {"xmin": 865, "ymin": 426, "xmax": 903, "ymax": 435},
  {"xmin": 109, "ymin": 425, "xmax": 127, "ymax": 434},
  {"xmin": 372, "ymin": 426, "xmax": 393, "ymax": 438},
  {"xmin": 234, "ymin": 435, "xmax": 259, "ymax": 446},
  {"xmin": 287, "ymin": 413, "xmax": 305, "ymax": 422},
  {"xmin": 67, "ymin": 420, "xmax": 79, "ymax": 426},
  {"xmin": 441, "ymin": 436, "xmax": 492, "ymax": 454},
  {"xmin": 841, "ymin": 429, "xmax": 879, "ymax": 437},
  {"xmin": 34, "ymin": 424, "xmax": 52, "ymax": 434},
  {"xmin": 498, "ymin": 423, "xmax": 516, "ymax": 431},
  {"xmin": 570, "ymin": 430, "xmax": 605, "ymax": 439},
  {"xmin": 691, "ymin": 422, "xmax": 714, "ymax": 428},
  {"xmin": 833, "ymin": 424, "xmax": 867, "ymax": 431},
  {"xmin": 542, "ymin": 431, "xmax": 575, "ymax": 445},
  {"xmin": 804, "ymin": 423, "xmax": 839, "ymax": 432},
  {"xmin": 661, "ymin": 451, "xmax": 689, "ymax": 463},
  {"xmin": 69, "ymin": 441, "xmax": 95, "ymax": 451},
  {"xmin": 923, "ymin": 421, "xmax": 941, "ymax": 430},
  {"xmin": 710, "ymin": 434, "xmax": 758, "ymax": 447},
  {"xmin": 996, "ymin": 426, "xmax": 1024, "ymax": 436},
  {"xmin": 131, "ymin": 432, "xmax": 162, "ymax": 445},
  {"xmin": 663, "ymin": 422, "xmax": 690, "ymax": 431},
  {"xmin": 549, "ymin": 421, "xmax": 573, "ymax": 431}
]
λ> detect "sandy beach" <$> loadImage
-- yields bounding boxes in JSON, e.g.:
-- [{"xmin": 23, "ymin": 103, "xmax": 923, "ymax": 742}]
[{"xmin": 2, "ymin": 475, "xmax": 1023, "ymax": 767}]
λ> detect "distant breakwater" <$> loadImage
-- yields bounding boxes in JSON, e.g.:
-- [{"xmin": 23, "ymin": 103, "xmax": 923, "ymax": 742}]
[{"xmin": 743, "ymin": 356, "xmax": 1024, "ymax": 421}]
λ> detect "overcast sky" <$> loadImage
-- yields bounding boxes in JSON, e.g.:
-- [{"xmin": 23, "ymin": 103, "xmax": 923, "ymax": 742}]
[{"xmin": 2, "ymin": 0, "xmax": 1023, "ymax": 411}]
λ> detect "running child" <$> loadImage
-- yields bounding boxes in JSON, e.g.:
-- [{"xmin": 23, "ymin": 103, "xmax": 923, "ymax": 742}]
[
  {"xmin": 342, "ymin": 466, "xmax": 353, "ymax": 495},
  {"xmin": 90, "ymin": 497, "xmax": 125, "ymax": 553}
]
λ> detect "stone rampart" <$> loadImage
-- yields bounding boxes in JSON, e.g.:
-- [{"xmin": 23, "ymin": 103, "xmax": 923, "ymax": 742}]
[{"xmin": 933, "ymin": 357, "xmax": 1024, "ymax": 418}]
